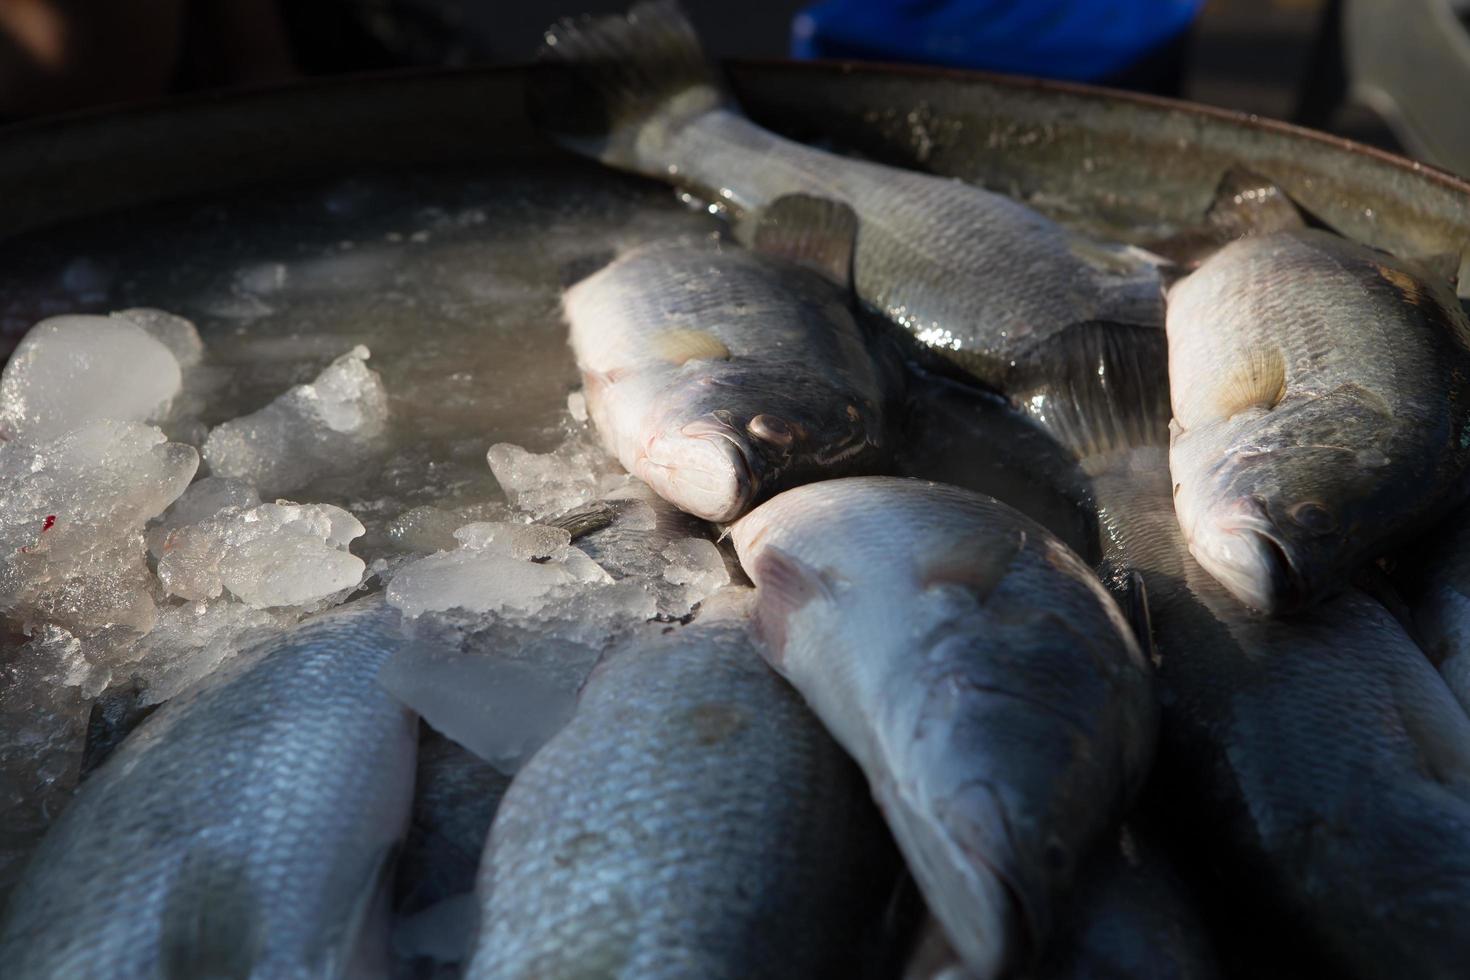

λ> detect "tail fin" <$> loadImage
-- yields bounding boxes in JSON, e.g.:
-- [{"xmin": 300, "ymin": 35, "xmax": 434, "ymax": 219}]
[
  {"xmin": 532, "ymin": 0, "xmax": 730, "ymax": 175},
  {"xmin": 1004, "ymin": 321, "xmax": 1171, "ymax": 471}
]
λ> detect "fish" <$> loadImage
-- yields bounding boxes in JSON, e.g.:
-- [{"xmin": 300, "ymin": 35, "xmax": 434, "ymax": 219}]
[
  {"xmin": 1388, "ymin": 503, "xmax": 1470, "ymax": 716},
  {"xmin": 563, "ymin": 206, "xmax": 898, "ymax": 522},
  {"xmin": 0, "ymin": 600, "xmax": 419, "ymax": 979},
  {"xmin": 1088, "ymin": 436, "xmax": 1470, "ymax": 980},
  {"xmin": 534, "ymin": 0, "xmax": 1166, "ymax": 390},
  {"xmin": 466, "ymin": 588, "xmax": 890, "ymax": 978},
  {"xmin": 904, "ymin": 826, "xmax": 1219, "ymax": 980},
  {"xmin": 729, "ymin": 477, "xmax": 1157, "ymax": 979},
  {"xmin": 1167, "ymin": 229, "xmax": 1470, "ymax": 613}
]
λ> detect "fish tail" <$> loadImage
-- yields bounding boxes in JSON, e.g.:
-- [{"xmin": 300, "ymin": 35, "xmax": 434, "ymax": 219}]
[
  {"xmin": 1005, "ymin": 320, "xmax": 1172, "ymax": 472},
  {"xmin": 531, "ymin": 1, "xmax": 731, "ymax": 176}
]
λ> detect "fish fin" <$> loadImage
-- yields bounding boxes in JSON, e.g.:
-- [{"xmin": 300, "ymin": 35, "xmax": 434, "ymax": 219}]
[
  {"xmin": 530, "ymin": 0, "xmax": 729, "ymax": 176},
  {"xmin": 1003, "ymin": 320, "xmax": 1171, "ymax": 468},
  {"xmin": 1205, "ymin": 167, "xmax": 1307, "ymax": 239},
  {"xmin": 919, "ymin": 531, "xmax": 1024, "ymax": 602},
  {"xmin": 1119, "ymin": 569, "xmax": 1157, "ymax": 665},
  {"xmin": 159, "ymin": 844, "xmax": 263, "ymax": 980},
  {"xmin": 543, "ymin": 500, "xmax": 618, "ymax": 541},
  {"xmin": 653, "ymin": 328, "xmax": 731, "ymax": 364},
  {"xmin": 749, "ymin": 545, "xmax": 837, "ymax": 664},
  {"xmin": 1144, "ymin": 168, "xmax": 1308, "ymax": 271},
  {"xmin": 1215, "ymin": 346, "xmax": 1287, "ymax": 419},
  {"xmin": 748, "ymin": 193, "xmax": 858, "ymax": 290}
]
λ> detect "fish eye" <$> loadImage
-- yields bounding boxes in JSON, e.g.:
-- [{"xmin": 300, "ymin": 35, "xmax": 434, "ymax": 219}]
[
  {"xmin": 1289, "ymin": 501, "xmax": 1336, "ymax": 533},
  {"xmin": 747, "ymin": 414, "xmax": 795, "ymax": 447}
]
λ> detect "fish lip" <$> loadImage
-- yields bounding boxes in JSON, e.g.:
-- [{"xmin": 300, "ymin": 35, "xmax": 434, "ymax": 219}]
[
  {"xmin": 638, "ymin": 418, "xmax": 759, "ymax": 522},
  {"xmin": 1200, "ymin": 517, "xmax": 1308, "ymax": 614}
]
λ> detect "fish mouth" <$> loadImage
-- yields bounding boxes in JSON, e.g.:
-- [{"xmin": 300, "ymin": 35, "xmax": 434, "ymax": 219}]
[
  {"xmin": 638, "ymin": 420, "xmax": 759, "ymax": 523},
  {"xmin": 1193, "ymin": 519, "xmax": 1307, "ymax": 614}
]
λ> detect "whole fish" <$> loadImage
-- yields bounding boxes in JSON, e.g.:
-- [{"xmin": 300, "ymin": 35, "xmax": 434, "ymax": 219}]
[
  {"xmin": 0, "ymin": 601, "xmax": 418, "ymax": 979},
  {"xmin": 565, "ymin": 222, "xmax": 897, "ymax": 522},
  {"xmin": 1090, "ymin": 441, "xmax": 1470, "ymax": 980},
  {"xmin": 905, "ymin": 827, "xmax": 1219, "ymax": 980},
  {"xmin": 536, "ymin": 0, "xmax": 1165, "ymax": 390},
  {"xmin": 466, "ymin": 589, "xmax": 889, "ymax": 978},
  {"xmin": 729, "ymin": 477, "xmax": 1157, "ymax": 979},
  {"xmin": 1167, "ymin": 229, "xmax": 1470, "ymax": 613}
]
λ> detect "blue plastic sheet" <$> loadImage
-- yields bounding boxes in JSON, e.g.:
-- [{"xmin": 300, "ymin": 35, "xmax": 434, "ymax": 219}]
[{"xmin": 791, "ymin": 0, "xmax": 1206, "ymax": 82}]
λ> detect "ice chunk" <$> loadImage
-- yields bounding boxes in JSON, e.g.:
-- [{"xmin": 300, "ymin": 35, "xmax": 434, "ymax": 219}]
[
  {"xmin": 386, "ymin": 551, "xmax": 575, "ymax": 618},
  {"xmin": 452, "ymin": 522, "xmax": 571, "ymax": 562},
  {"xmin": 662, "ymin": 537, "xmax": 732, "ymax": 606},
  {"xmin": 0, "ymin": 315, "xmax": 182, "ymax": 441},
  {"xmin": 0, "ymin": 625, "xmax": 91, "ymax": 898},
  {"xmin": 221, "ymin": 534, "xmax": 363, "ymax": 609},
  {"xmin": 152, "ymin": 499, "xmax": 365, "ymax": 609},
  {"xmin": 127, "ymin": 600, "xmax": 293, "ymax": 706},
  {"xmin": 486, "ymin": 437, "xmax": 624, "ymax": 519},
  {"xmin": 152, "ymin": 477, "xmax": 259, "ymax": 534},
  {"xmin": 202, "ymin": 346, "xmax": 388, "ymax": 498},
  {"xmin": 111, "ymin": 308, "xmax": 204, "ymax": 368},
  {"xmin": 0, "ymin": 421, "xmax": 198, "ymax": 634}
]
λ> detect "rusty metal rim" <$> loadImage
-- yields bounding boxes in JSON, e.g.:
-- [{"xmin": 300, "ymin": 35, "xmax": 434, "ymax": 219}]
[{"xmin": 1, "ymin": 57, "xmax": 1465, "ymax": 196}]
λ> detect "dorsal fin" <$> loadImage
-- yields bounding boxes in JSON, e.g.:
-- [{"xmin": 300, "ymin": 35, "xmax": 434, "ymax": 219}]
[
  {"xmin": 1205, "ymin": 167, "xmax": 1306, "ymax": 239},
  {"xmin": 750, "ymin": 193, "xmax": 858, "ymax": 290}
]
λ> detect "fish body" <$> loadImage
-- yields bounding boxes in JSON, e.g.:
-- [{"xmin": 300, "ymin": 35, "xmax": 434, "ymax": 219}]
[
  {"xmin": 1167, "ymin": 229, "xmax": 1470, "ymax": 613},
  {"xmin": 1090, "ymin": 444, "xmax": 1470, "ymax": 980},
  {"xmin": 566, "ymin": 235, "xmax": 896, "ymax": 521},
  {"xmin": 536, "ymin": 0, "xmax": 1165, "ymax": 388},
  {"xmin": 467, "ymin": 590, "xmax": 886, "ymax": 978},
  {"xmin": 729, "ymin": 477, "xmax": 1157, "ymax": 979},
  {"xmin": 0, "ymin": 601, "xmax": 419, "ymax": 979}
]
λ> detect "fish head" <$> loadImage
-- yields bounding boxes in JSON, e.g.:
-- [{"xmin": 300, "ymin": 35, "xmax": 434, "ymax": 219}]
[
  {"xmin": 640, "ymin": 385, "xmax": 881, "ymax": 523},
  {"xmin": 1174, "ymin": 388, "xmax": 1402, "ymax": 614}
]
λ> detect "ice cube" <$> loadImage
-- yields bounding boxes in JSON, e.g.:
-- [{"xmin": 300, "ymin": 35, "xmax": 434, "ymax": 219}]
[
  {"xmin": 453, "ymin": 522, "xmax": 571, "ymax": 562},
  {"xmin": 0, "ymin": 421, "xmax": 198, "ymax": 634},
  {"xmin": 219, "ymin": 534, "xmax": 364, "ymax": 609},
  {"xmin": 662, "ymin": 537, "xmax": 731, "ymax": 606},
  {"xmin": 202, "ymin": 345, "xmax": 389, "ymax": 498},
  {"xmin": 566, "ymin": 390, "xmax": 588, "ymax": 423},
  {"xmin": 486, "ymin": 437, "xmax": 624, "ymax": 519},
  {"xmin": 152, "ymin": 499, "xmax": 365, "ymax": 609},
  {"xmin": 385, "ymin": 550, "xmax": 575, "ymax": 618},
  {"xmin": 110, "ymin": 309, "xmax": 204, "ymax": 368},
  {"xmin": 0, "ymin": 315, "xmax": 182, "ymax": 441},
  {"xmin": 128, "ymin": 600, "xmax": 293, "ymax": 706}
]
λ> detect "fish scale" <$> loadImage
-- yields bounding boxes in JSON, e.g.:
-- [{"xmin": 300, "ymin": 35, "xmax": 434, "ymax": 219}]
[
  {"xmin": 0, "ymin": 601, "xmax": 418, "ymax": 979},
  {"xmin": 730, "ymin": 477, "xmax": 1156, "ymax": 980},
  {"xmin": 535, "ymin": 0, "xmax": 1165, "ymax": 390},
  {"xmin": 1167, "ymin": 229, "xmax": 1470, "ymax": 613},
  {"xmin": 467, "ymin": 595, "xmax": 886, "ymax": 979},
  {"xmin": 1089, "ymin": 445, "xmax": 1470, "ymax": 980}
]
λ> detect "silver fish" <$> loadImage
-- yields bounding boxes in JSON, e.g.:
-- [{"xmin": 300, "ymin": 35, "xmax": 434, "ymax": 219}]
[
  {"xmin": 0, "ymin": 601, "xmax": 418, "ymax": 979},
  {"xmin": 1167, "ymin": 229, "xmax": 1470, "ymax": 613},
  {"xmin": 466, "ymin": 589, "xmax": 888, "ymax": 978},
  {"xmin": 730, "ymin": 477, "xmax": 1157, "ymax": 979},
  {"xmin": 1090, "ymin": 442, "xmax": 1470, "ymax": 980},
  {"xmin": 565, "ymin": 225, "xmax": 896, "ymax": 522},
  {"xmin": 535, "ymin": 0, "xmax": 1165, "ymax": 390}
]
